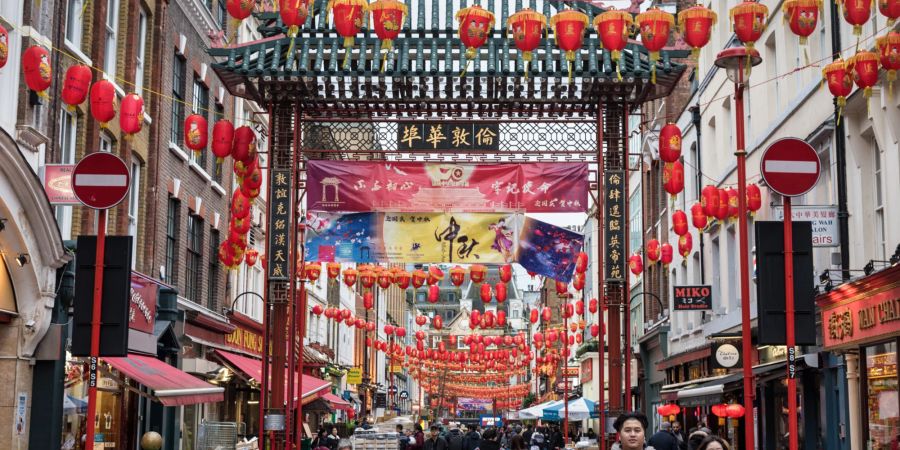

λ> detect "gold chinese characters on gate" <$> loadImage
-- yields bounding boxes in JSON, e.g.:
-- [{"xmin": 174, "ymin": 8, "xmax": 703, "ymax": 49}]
[
  {"xmin": 604, "ymin": 171, "xmax": 625, "ymax": 281},
  {"xmin": 267, "ymin": 169, "xmax": 292, "ymax": 280},
  {"xmin": 398, "ymin": 122, "xmax": 500, "ymax": 151}
]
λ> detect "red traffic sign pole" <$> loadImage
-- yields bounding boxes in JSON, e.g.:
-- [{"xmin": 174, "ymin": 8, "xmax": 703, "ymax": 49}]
[
  {"xmin": 760, "ymin": 138, "xmax": 820, "ymax": 450},
  {"xmin": 72, "ymin": 152, "xmax": 130, "ymax": 449}
]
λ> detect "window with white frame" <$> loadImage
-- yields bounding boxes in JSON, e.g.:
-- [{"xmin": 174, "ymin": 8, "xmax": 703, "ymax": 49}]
[
  {"xmin": 100, "ymin": 133, "xmax": 113, "ymax": 153},
  {"xmin": 128, "ymin": 160, "xmax": 141, "ymax": 265},
  {"xmin": 171, "ymin": 54, "xmax": 186, "ymax": 145},
  {"xmin": 135, "ymin": 9, "xmax": 148, "ymax": 93},
  {"xmin": 56, "ymin": 110, "xmax": 78, "ymax": 240},
  {"xmin": 190, "ymin": 77, "xmax": 209, "ymax": 170},
  {"xmin": 874, "ymin": 140, "xmax": 886, "ymax": 261},
  {"xmin": 65, "ymin": 0, "xmax": 85, "ymax": 48},
  {"xmin": 104, "ymin": 0, "xmax": 119, "ymax": 80}
]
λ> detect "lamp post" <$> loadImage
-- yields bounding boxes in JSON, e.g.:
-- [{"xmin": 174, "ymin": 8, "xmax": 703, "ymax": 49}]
[{"xmin": 714, "ymin": 46, "xmax": 762, "ymax": 450}]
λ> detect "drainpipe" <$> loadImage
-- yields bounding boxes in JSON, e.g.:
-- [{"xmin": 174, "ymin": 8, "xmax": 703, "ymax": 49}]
[
  {"xmin": 830, "ymin": 0, "xmax": 851, "ymax": 282},
  {"xmin": 689, "ymin": 105, "xmax": 705, "ymax": 284}
]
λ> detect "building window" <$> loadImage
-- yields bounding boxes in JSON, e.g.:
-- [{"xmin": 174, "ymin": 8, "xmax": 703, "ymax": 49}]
[
  {"xmin": 100, "ymin": 133, "xmax": 113, "ymax": 153},
  {"xmin": 190, "ymin": 78, "xmax": 209, "ymax": 170},
  {"xmin": 207, "ymin": 229, "xmax": 219, "ymax": 309},
  {"xmin": 56, "ymin": 110, "xmax": 78, "ymax": 240},
  {"xmin": 164, "ymin": 198, "xmax": 180, "ymax": 284},
  {"xmin": 135, "ymin": 9, "xmax": 148, "ymax": 93},
  {"xmin": 65, "ymin": 0, "xmax": 85, "ymax": 48},
  {"xmin": 104, "ymin": 0, "xmax": 119, "ymax": 79},
  {"xmin": 171, "ymin": 54, "xmax": 186, "ymax": 145},
  {"xmin": 128, "ymin": 160, "xmax": 141, "ymax": 266},
  {"xmin": 218, "ymin": 0, "xmax": 227, "ymax": 29},
  {"xmin": 863, "ymin": 341, "xmax": 898, "ymax": 449},
  {"xmin": 185, "ymin": 214, "xmax": 204, "ymax": 303},
  {"xmin": 212, "ymin": 103, "xmax": 225, "ymax": 183},
  {"xmin": 874, "ymin": 142, "xmax": 886, "ymax": 261},
  {"xmin": 205, "ymin": 0, "xmax": 213, "ymax": 11}
]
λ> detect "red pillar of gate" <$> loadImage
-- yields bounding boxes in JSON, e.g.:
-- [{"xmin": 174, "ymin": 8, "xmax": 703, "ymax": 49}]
[{"xmin": 595, "ymin": 103, "xmax": 607, "ymax": 449}]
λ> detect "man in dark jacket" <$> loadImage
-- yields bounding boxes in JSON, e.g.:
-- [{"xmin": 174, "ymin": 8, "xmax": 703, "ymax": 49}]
[
  {"xmin": 447, "ymin": 425, "xmax": 466, "ymax": 450},
  {"xmin": 425, "ymin": 425, "xmax": 450, "ymax": 450},
  {"xmin": 463, "ymin": 426, "xmax": 482, "ymax": 450},
  {"xmin": 522, "ymin": 425, "xmax": 534, "ymax": 445},
  {"xmin": 647, "ymin": 422, "xmax": 680, "ymax": 450},
  {"xmin": 478, "ymin": 428, "xmax": 502, "ymax": 450},
  {"xmin": 409, "ymin": 425, "xmax": 426, "ymax": 450}
]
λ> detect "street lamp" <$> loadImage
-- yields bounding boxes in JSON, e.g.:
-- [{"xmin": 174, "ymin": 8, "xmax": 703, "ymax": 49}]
[{"xmin": 714, "ymin": 45, "xmax": 762, "ymax": 450}]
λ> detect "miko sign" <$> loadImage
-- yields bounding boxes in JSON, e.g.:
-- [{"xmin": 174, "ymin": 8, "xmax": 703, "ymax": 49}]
[
  {"xmin": 72, "ymin": 152, "xmax": 131, "ymax": 209},
  {"xmin": 760, "ymin": 138, "xmax": 820, "ymax": 197}
]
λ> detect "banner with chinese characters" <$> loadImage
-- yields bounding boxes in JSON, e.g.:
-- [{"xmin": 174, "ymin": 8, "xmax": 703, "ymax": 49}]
[
  {"xmin": 305, "ymin": 161, "xmax": 587, "ymax": 213},
  {"xmin": 398, "ymin": 121, "xmax": 500, "ymax": 151},
  {"xmin": 267, "ymin": 169, "xmax": 293, "ymax": 280},
  {"xmin": 516, "ymin": 216, "xmax": 583, "ymax": 283},
  {"xmin": 458, "ymin": 397, "xmax": 492, "ymax": 411},
  {"xmin": 604, "ymin": 170, "xmax": 626, "ymax": 282},
  {"xmin": 304, "ymin": 211, "xmax": 518, "ymax": 263}
]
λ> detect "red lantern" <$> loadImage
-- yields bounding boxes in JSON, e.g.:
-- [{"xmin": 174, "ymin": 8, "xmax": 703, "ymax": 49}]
[
  {"xmin": 575, "ymin": 300, "xmax": 585, "ymax": 316},
  {"xmin": 415, "ymin": 315, "xmax": 427, "ymax": 326},
  {"xmin": 848, "ymin": 50, "xmax": 880, "ymax": 101},
  {"xmin": 783, "ymin": 0, "xmax": 822, "ymax": 44},
  {"xmin": 384, "ymin": 324, "xmax": 394, "ymax": 336},
  {"xmin": 529, "ymin": 309, "xmax": 539, "ymax": 324},
  {"xmin": 433, "ymin": 315, "xmax": 443, "ymax": 330},
  {"xmin": 456, "ymin": 5, "xmax": 495, "ymax": 72},
  {"xmin": 304, "ymin": 263, "xmax": 322, "ymax": 282},
  {"xmin": 507, "ymin": 8, "xmax": 547, "ymax": 75},
  {"xmin": 90, "ymin": 80, "xmax": 117, "ymax": 127},
  {"xmin": 328, "ymin": 0, "xmax": 368, "ymax": 66},
  {"xmin": 636, "ymin": 8, "xmax": 674, "ymax": 83},
  {"xmin": 876, "ymin": 32, "xmax": 900, "ymax": 94},
  {"xmin": 280, "ymin": 0, "xmax": 313, "ymax": 35},
  {"xmin": 480, "ymin": 283, "xmax": 492, "ymax": 303},
  {"xmin": 701, "ymin": 185, "xmax": 720, "ymax": 217},
  {"xmin": 687, "ymin": 203, "xmax": 707, "ymax": 232},
  {"xmin": 232, "ymin": 126, "xmax": 256, "ymax": 162},
  {"xmin": 326, "ymin": 262, "xmax": 341, "ymax": 280},
  {"xmin": 590, "ymin": 324, "xmax": 600, "ymax": 337},
  {"xmin": 746, "ymin": 183, "xmax": 762, "ymax": 214},
  {"xmin": 369, "ymin": 0, "xmax": 407, "ymax": 69},
  {"xmin": 360, "ymin": 270, "xmax": 376, "ymax": 289},
  {"xmin": 395, "ymin": 327, "xmax": 406, "ymax": 338},
  {"xmin": 218, "ymin": 241, "xmax": 235, "ymax": 268},
  {"xmin": 245, "ymin": 248, "xmax": 259, "ymax": 267},
  {"xmin": 377, "ymin": 272, "xmax": 392, "ymax": 290},
  {"xmin": 677, "ymin": 5, "xmax": 717, "ymax": 59},
  {"xmin": 658, "ymin": 123, "xmax": 682, "ymax": 164},
  {"xmin": 629, "ymin": 254, "xmax": 644, "ymax": 275},
  {"xmin": 212, "ymin": 120, "xmax": 234, "ymax": 162},
  {"xmin": 839, "ymin": 0, "xmax": 872, "ymax": 35},
  {"xmin": 470, "ymin": 310, "xmax": 481, "ymax": 328},
  {"xmin": 575, "ymin": 252, "xmax": 588, "ymax": 273},
  {"xmin": 730, "ymin": 1, "xmax": 768, "ymax": 54},
  {"xmin": 555, "ymin": 281, "xmax": 568, "ymax": 296},
  {"xmin": 395, "ymin": 270, "xmax": 411, "ymax": 289},
  {"xmin": 241, "ymin": 165, "xmax": 262, "ymax": 199},
  {"xmin": 573, "ymin": 272, "xmax": 585, "ymax": 291},
  {"xmin": 672, "ymin": 209, "xmax": 689, "ymax": 236},
  {"xmin": 231, "ymin": 216, "xmax": 251, "ymax": 235},
  {"xmin": 589, "ymin": 298, "xmax": 598, "ymax": 313},
  {"xmin": 549, "ymin": 10, "xmax": 589, "ymax": 79},
  {"xmin": 61, "ymin": 64, "xmax": 92, "ymax": 110},
  {"xmin": 822, "ymin": 59, "xmax": 855, "ymax": 122},
  {"xmin": 233, "ymin": 156, "xmax": 257, "ymax": 182},
  {"xmin": 483, "ymin": 311, "xmax": 495, "ymax": 328},
  {"xmin": 678, "ymin": 233, "xmax": 693, "ymax": 258},
  {"xmin": 363, "ymin": 292, "xmax": 374, "ymax": 310},
  {"xmin": 542, "ymin": 307, "xmax": 552, "ymax": 322},
  {"xmin": 412, "ymin": 269, "xmax": 427, "ymax": 289},
  {"xmin": 428, "ymin": 285, "xmax": 440, "ymax": 303},
  {"xmin": 312, "ymin": 304, "xmax": 324, "ymax": 316},
  {"xmin": 879, "ymin": 0, "xmax": 900, "ymax": 24},
  {"xmin": 593, "ymin": 9, "xmax": 633, "ymax": 78},
  {"xmin": 226, "ymin": 0, "xmax": 253, "ymax": 20},
  {"xmin": 646, "ymin": 239, "xmax": 661, "ymax": 264},
  {"xmin": 716, "ymin": 189, "xmax": 729, "ymax": 221},
  {"xmin": 470, "ymin": 264, "xmax": 487, "ymax": 284},
  {"xmin": 0, "ymin": 25, "xmax": 8, "ymax": 69},
  {"xmin": 495, "ymin": 283, "xmax": 507, "ymax": 303},
  {"xmin": 366, "ymin": 321, "xmax": 376, "ymax": 332},
  {"xmin": 119, "ymin": 94, "xmax": 144, "ymax": 138},
  {"xmin": 22, "ymin": 46, "xmax": 52, "ymax": 98},
  {"xmin": 342, "ymin": 268, "xmax": 358, "ymax": 287},
  {"xmin": 726, "ymin": 188, "xmax": 740, "ymax": 220},
  {"xmin": 725, "ymin": 404, "xmax": 746, "ymax": 419},
  {"xmin": 231, "ymin": 189, "xmax": 251, "ymax": 219},
  {"xmin": 449, "ymin": 266, "xmax": 466, "ymax": 287},
  {"xmin": 184, "ymin": 114, "xmax": 208, "ymax": 153},
  {"xmin": 496, "ymin": 264, "xmax": 511, "ymax": 283},
  {"xmin": 661, "ymin": 243, "xmax": 674, "ymax": 267},
  {"xmin": 663, "ymin": 161, "xmax": 685, "ymax": 199},
  {"xmin": 427, "ymin": 265, "xmax": 445, "ymax": 285}
]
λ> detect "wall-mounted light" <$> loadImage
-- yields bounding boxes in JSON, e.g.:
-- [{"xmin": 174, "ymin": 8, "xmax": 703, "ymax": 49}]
[{"xmin": 15, "ymin": 254, "xmax": 28, "ymax": 267}]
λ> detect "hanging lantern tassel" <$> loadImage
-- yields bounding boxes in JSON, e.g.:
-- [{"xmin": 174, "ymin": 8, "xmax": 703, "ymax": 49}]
[
  {"xmin": 637, "ymin": 8, "xmax": 674, "ymax": 85},
  {"xmin": 550, "ymin": 9, "xmax": 588, "ymax": 83},
  {"xmin": 370, "ymin": 0, "xmax": 407, "ymax": 73}
]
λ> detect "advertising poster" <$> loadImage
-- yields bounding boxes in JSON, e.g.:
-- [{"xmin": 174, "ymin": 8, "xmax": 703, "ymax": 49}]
[
  {"xmin": 458, "ymin": 398, "xmax": 492, "ymax": 411},
  {"xmin": 516, "ymin": 216, "xmax": 584, "ymax": 283}
]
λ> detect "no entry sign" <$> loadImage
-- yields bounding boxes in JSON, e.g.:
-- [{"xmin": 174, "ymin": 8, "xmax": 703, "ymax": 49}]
[
  {"xmin": 72, "ymin": 152, "xmax": 131, "ymax": 209},
  {"xmin": 760, "ymin": 138, "xmax": 820, "ymax": 197}
]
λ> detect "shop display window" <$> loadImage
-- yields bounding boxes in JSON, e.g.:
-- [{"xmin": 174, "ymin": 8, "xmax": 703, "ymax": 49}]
[
  {"xmin": 864, "ymin": 341, "xmax": 899, "ymax": 450},
  {"xmin": 62, "ymin": 355, "xmax": 123, "ymax": 450}
]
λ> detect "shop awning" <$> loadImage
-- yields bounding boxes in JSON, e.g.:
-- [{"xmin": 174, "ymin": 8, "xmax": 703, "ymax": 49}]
[
  {"xmin": 213, "ymin": 350, "xmax": 331, "ymax": 398},
  {"xmin": 103, "ymin": 354, "xmax": 224, "ymax": 406},
  {"xmin": 322, "ymin": 392, "xmax": 353, "ymax": 411}
]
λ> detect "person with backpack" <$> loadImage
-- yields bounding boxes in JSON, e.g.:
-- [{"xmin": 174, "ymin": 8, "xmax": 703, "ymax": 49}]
[{"xmin": 447, "ymin": 424, "xmax": 466, "ymax": 450}]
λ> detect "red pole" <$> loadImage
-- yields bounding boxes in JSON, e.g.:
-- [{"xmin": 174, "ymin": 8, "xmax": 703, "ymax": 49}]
[
  {"xmin": 734, "ymin": 62, "xmax": 756, "ymax": 450},
  {"xmin": 596, "ymin": 103, "xmax": 606, "ymax": 450},
  {"xmin": 784, "ymin": 198, "xmax": 798, "ymax": 450},
  {"xmin": 622, "ymin": 106, "xmax": 632, "ymax": 414},
  {"xmin": 623, "ymin": 304, "xmax": 631, "ymax": 412},
  {"xmin": 84, "ymin": 209, "xmax": 107, "ymax": 449},
  {"xmin": 563, "ymin": 310, "xmax": 569, "ymax": 446}
]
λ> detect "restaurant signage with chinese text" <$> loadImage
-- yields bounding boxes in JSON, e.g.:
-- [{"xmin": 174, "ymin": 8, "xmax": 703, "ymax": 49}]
[
  {"xmin": 267, "ymin": 169, "xmax": 292, "ymax": 280},
  {"xmin": 306, "ymin": 161, "xmax": 587, "ymax": 213},
  {"xmin": 398, "ymin": 121, "xmax": 500, "ymax": 151},
  {"xmin": 818, "ymin": 265, "xmax": 900, "ymax": 350},
  {"xmin": 226, "ymin": 322, "xmax": 264, "ymax": 357},
  {"xmin": 773, "ymin": 205, "xmax": 840, "ymax": 247},
  {"xmin": 580, "ymin": 358, "xmax": 593, "ymax": 383},
  {"xmin": 604, "ymin": 171, "xmax": 625, "ymax": 282}
]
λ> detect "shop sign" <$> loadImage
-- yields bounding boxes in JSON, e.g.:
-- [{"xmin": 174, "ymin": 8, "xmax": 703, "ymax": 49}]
[
  {"xmin": 604, "ymin": 171, "xmax": 626, "ymax": 282},
  {"xmin": 580, "ymin": 358, "xmax": 593, "ymax": 383},
  {"xmin": 712, "ymin": 342, "xmax": 742, "ymax": 369},
  {"xmin": 773, "ymin": 205, "xmax": 840, "ymax": 247},
  {"xmin": 562, "ymin": 366, "xmax": 579, "ymax": 378},
  {"xmin": 399, "ymin": 390, "xmax": 409, "ymax": 399},
  {"xmin": 673, "ymin": 285, "xmax": 713, "ymax": 311},
  {"xmin": 821, "ymin": 290, "xmax": 900, "ymax": 349},
  {"xmin": 129, "ymin": 273, "xmax": 158, "ymax": 334},
  {"xmin": 42, "ymin": 164, "xmax": 79, "ymax": 205},
  {"xmin": 347, "ymin": 367, "xmax": 363, "ymax": 385},
  {"xmin": 306, "ymin": 161, "xmax": 587, "ymax": 213},
  {"xmin": 226, "ymin": 323, "xmax": 264, "ymax": 357},
  {"xmin": 267, "ymin": 169, "xmax": 292, "ymax": 280},
  {"xmin": 397, "ymin": 122, "xmax": 500, "ymax": 151},
  {"xmin": 458, "ymin": 397, "xmax": 492, "ymax": 411},
  {"xmin": 390, "ymin": 363, "xmax": 403, "ymax": 373}
]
